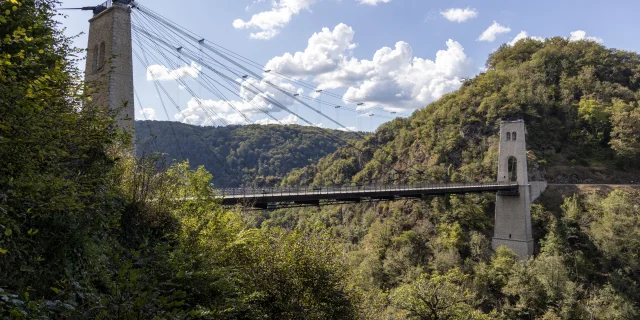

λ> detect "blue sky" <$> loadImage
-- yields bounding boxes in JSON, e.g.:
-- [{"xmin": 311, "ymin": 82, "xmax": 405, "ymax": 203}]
[{"xmin": 58, "ymin": 0, "xmax": 640, "ymax": 132}]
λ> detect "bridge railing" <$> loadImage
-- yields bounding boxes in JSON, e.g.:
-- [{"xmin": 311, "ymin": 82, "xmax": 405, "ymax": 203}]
[{"xmin": 217, "ymin": 181, "xmax": 516, "ymax": 198}]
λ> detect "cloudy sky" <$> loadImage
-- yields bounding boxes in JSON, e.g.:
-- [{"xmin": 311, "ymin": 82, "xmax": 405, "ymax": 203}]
[{"xmin": 58, "ymin": 0, "xmax": 640, "ymax": 131}]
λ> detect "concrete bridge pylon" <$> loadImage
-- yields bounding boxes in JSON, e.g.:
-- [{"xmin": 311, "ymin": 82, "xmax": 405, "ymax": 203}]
[
  {"xmin": 493, "ymin": 120, "xmax": 546, "ymax": 259},
  {"xmin": 84, "ymin": 1, "xmax": 135, "ymax": 135}
]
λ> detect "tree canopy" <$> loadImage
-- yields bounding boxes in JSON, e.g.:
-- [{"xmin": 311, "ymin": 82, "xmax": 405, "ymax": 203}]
[
  {"xmin": 269, "ymin": 37, "xmax": 640, "ymax": 318},
  {"xmin": 283, "ymin": 37, "xmax": 640, "ymax": 187}
]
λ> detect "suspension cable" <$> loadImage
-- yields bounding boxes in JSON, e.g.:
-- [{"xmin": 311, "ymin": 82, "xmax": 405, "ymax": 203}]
[
  {"xmin": 133, "ymin": 2, "xmax": 406, "ymax": 117},
  {"xmin": 131, "ymin": 4, "xmax": 427, "ymax": 181}
]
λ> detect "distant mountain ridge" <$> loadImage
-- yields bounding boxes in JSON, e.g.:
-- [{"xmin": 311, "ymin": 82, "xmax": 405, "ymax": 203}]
[{"xmin": 135, "ymin": 121, "xmax": 361, "ymax": 188}]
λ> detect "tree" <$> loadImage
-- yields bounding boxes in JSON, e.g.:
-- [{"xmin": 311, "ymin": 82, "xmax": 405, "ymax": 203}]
[
  {"xmin": 609, "ymin": 99, "xmax": 640, "ymax": 161},
  {"xmin": 588, "ymin": 190, "xmax": 640, "ymax": 274},
  {"xmin": 583, "ymin": 284, "xmax": 639, "ymax": 320},
  {"xmin": 577, "ymin": 96, "xmax": 611, "ymax": 146},
  {"xmin": 135, "ymin": 121, "xmax": 360, "ymax": 188},
  {"xmin": 0, "ymin": 0, "xmax": 118, "ymax": 296},
  {"xmin": 391, "ymin": 268, "xmax": 482, "ymax": 320},
  {"xmin": 242, "ymin": 228, "xmax": 358, "ymax": 319}
]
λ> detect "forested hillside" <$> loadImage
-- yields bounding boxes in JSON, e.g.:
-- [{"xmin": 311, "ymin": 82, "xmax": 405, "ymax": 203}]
[
  {"xmin": 135, "ymin": 121, "xmax": 360, "ymax": 188},
  {"xmin": 266, "ymin": 37, "xmax": 640, "ymax": 318},
  {"xmin": 283, "ymin": 38, "xmax": 640, "ymax": 187}
]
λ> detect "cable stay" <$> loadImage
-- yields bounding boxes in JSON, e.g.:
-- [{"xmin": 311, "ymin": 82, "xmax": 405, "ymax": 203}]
[
  {"xmin": 134, "ymin": 33, "xmax": 409, "ymax": 181},
  {"xmin": 130, "ymin": 3, "xmax": 429, "ymax": 182},
  {"xmin": 132, "ymin": 9, "xmax": 395, "ymax": 122},
  {"xmin": 134, "ymin": 89, "xmax": 160, "ymax": 153},
  {"xmin": 133, "ymin": 47, "xmax": 236, "ymax": 178},
  {"xmin": 132, "ymin": 24, "xmax": 350, "ymax": 133},
  {"xmin": 133, "ymin": 11, "xmax": 395, "ymax": 134},
  {"xmin": 132, "ymin": 3, "xmax": 407, "ymax": 117},
  {"xmin": 132, "ymin": 18, "xmax": 360, "ymax": 156}
]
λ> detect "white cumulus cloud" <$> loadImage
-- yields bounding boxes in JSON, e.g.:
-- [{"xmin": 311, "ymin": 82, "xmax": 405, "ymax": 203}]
[
  {"xmin": 174, "ymin": 23, "xmax": 474, "ymax": 126},
  {"xmin": 173, "ymin": 76, "xmax": 300, "ymax": 126},
  {"xmin": 139, "ymin": 108, "xmax": 157, "ymax": 121},
  {"xmin": 341, "ymin": 40, "xmax": 472, "ymax": 109},
  {"xmin": 255, "ymin": 114, "xmax": 300, "ymax": 125},
  {"xmin": 359, "ymin": 0, "xmax": 392, "ymax": 5},
  {"xmin": 440, "ymin": 8, "xmax": 478, "ymax": 23},
  {"xmin": 265, "ymin": 23, "xmax": 357, "ymax": 78},
  {"xmin": 233, "ymin": 0, "xmax": 317, "ymax": 40},
  {"xmin": 478, "ymin": 21, "xmax": 511, "ymax": 42},
  {"xmin": 509, "ymin": 31, "xmax": 543, "ymax": 46},
  {"xmin": 146, "ymin": 62, "xmax": 201, "ymax": 81},
  {"xmin": 174, "ymin": 98, "xmax": 251, "ymax": 126},
  {"xmin": 265, "ymin": 23, "xmax": 473, "ymax": 110},
  {"xmin": 569, "ymin": 30, "xmax": 603, "ymax": 44}
]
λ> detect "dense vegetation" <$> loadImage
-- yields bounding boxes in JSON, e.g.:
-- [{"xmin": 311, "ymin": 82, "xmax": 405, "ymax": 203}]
[
  {"xmin": 283, "ymin": 37, "xmax": 640, "ymax": 187},
  {"xmin": 135, "ymin": 120, "xmax": 360, "ymax": 188},
  {"xmin": 1, "ymin": 1, "xmax": 358, "ymax": 318},
  {"xmin": 253, "ymin": 187, "xmax": 639, "ymax": 319},
  {"xmin": 2, "ymin": 0, "xmax": 639, "ymax": 319},
  {"xmin": 271, "ymin": 34, "xmax": 640, "ymax": 318}
]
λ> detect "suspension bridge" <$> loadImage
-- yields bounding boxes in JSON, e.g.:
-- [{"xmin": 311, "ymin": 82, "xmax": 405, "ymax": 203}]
[
  {"xmin": 219, "ymin": 182, "xmax": 519, "ymax": 209},
  {"xmin": 68, "ymin": 0, "xmax": 545, "ymax": 258}
]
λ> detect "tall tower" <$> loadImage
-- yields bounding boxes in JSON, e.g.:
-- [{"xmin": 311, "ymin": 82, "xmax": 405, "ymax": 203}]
[
  {"xmin": 84, "ymin": 1, "xmax": 134, "ymax": 134},
  {"xmin": 493, "ymin": 120, "xmax": 534, "ymax": 259}
]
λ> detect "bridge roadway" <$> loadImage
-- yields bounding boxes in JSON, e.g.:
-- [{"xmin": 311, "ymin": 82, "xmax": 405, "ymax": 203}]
[{"xmin": 218, "ymin": 182, "xmax": 518, "ymax": 209}]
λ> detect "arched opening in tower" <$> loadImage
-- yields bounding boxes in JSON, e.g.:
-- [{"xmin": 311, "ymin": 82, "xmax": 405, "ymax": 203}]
[
  {"xmin": 98, "ymin": 42, "xmax": 106, "ymax": 70},
  {"xmin": 507, "ymin": 156, "xmax": 518, "ymax": 182},
  {"xmin": 92, "ymin": 45, "xmax": 99, "ymax": 73}
]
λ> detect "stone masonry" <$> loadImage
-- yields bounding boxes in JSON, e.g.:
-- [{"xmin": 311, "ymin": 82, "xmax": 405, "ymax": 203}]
[
  {"xmin": 84, "ymin": 2, "xmax": 134, "ymax": 134},
  {"xmin": 493, "ymin": 120, "xmax": 535, "ymax": 259}
]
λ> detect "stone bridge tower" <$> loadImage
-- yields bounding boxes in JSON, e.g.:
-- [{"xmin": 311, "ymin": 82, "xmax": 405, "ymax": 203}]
[
  {"xmin": 84, "ymin": 1, "xmax": 134, "ymax": 134},
  {"xmin": 493, "ymin": 120, "xmax": 539, "ymax": 259}
]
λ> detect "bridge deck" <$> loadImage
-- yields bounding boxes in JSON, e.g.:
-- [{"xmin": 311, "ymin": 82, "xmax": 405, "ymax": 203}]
[{"xmin": 219, "ymin": 182, "xmax": 518, "ymax": 209}]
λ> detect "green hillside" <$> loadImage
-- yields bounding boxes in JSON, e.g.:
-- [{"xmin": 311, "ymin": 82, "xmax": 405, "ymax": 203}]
[
  {"xmin": 135, "ymin": 121, "xmax": 360, "ymax": 188},
  {"xmin": 265, "ymin": 38, "xmax": 640, "ymax": 318},
  {"xmin": 283, "ymin": 37, "xmax": 640, "ymax": 187}
]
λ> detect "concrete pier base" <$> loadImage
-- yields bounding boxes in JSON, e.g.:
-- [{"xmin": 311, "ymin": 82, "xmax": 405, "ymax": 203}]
[{"xmin": 492, "ymin": 238, "xmax": 534, "ymax": 259}]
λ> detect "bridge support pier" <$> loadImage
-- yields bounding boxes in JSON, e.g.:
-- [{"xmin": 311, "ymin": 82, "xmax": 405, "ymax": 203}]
[
  {"xmin": 493, "ymin": 120, "xmax": 535, "ymax": 260},
  {"xmin": 84, "ymin": 2, "xmax": 135, "ymax": 136}
]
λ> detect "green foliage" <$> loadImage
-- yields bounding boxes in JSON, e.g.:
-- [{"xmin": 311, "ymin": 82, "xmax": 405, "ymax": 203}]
[
  {"xmin": 136, "ymin": 121, "xmax": 360, "ymax": 188},
  {"xmin": 577, "ymin": 96, "xmax": 611, "ymax": 146},
  {"xmin": 609, "ymin": 99, "xmax": 640, "ymax": 161},
  {"xmin": 391, "ymin": 268, "xmax": 489, "ymax": 320},
  {"xmin": 0, "ymin": 0, "xmax": 118, "ymax": 299},
  {"xmin": 0, "ymin": 2, "xmax": 361, "ymax": 318},
  {"xmin": 257, "ymin": 188, "xmax": 640, "ymax": 318},
  {"xmin": 587, "ymin": 190, "xmax": 640, "ymax": 279},
  {"xmin": 583, "ymin": 284, "xmax": 639, "ymax": 320},
  {"xmin": 284, "ymin": 37, "xmax": 640, "ymax": 187},
  {"xmin": 241, "ymin": 228, "xmax": 358, "ymax": 319}
]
